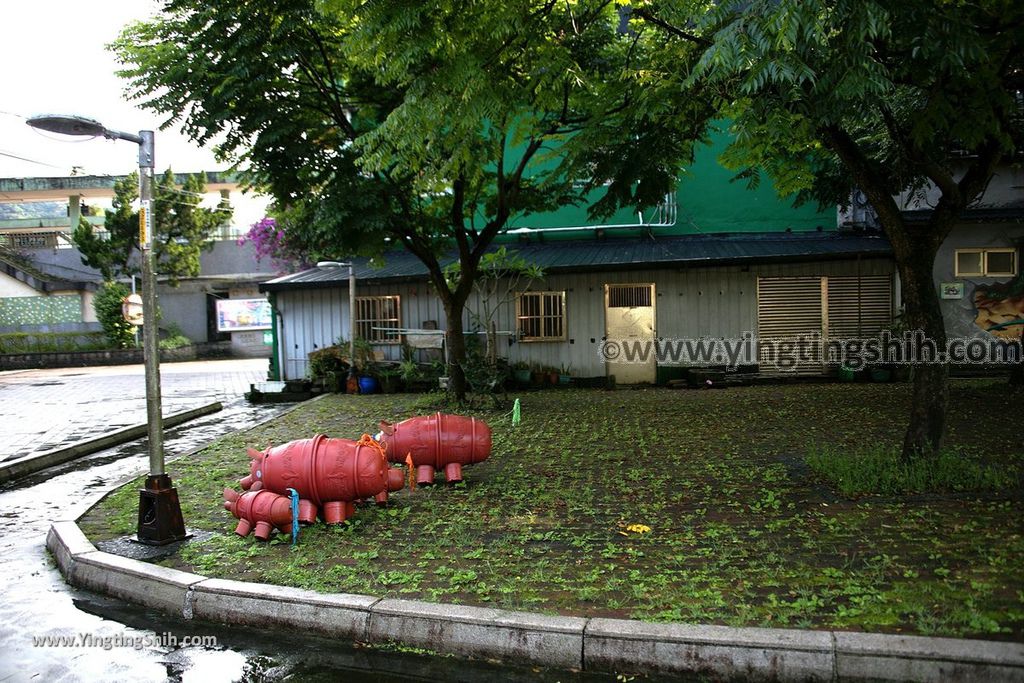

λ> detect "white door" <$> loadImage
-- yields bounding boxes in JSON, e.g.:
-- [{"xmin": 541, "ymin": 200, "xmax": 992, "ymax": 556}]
[{"xmin": 604, "ymin": 283, "xmax": 656, "ymax": 384}]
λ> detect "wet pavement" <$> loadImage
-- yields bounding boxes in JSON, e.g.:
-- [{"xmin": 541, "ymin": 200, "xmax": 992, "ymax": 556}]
[
  {"xmin": 0, "ymin": 361, "xmax": 292, "ymax": 682},
  {"xmin": 0, "ymin": 359, "xmax": 268, "ymax": 462},
  {"xmin": 0, "ymin": 361, "xmax": 626, "ymax": 682}
]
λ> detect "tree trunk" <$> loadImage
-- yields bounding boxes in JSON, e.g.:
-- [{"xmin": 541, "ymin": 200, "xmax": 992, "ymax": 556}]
[
  {"xmin": 442, "ymin": 295, "xmax": 470, "ymax": 402},
  {"xmin": 893, "ymin": 236, "xmax": 949, "ymax": 461}
]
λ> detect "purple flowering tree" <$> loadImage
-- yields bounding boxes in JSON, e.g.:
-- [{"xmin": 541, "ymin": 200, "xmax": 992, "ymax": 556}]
[{"xmin": 238, "ymin": 217, "xmax": 310, "ymax": 274}]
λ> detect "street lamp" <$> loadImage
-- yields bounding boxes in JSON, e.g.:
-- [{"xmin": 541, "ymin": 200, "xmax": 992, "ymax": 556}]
[
  {"xmin": 27, "ymin": 114, "xmax": 188, "ymax": 545},
  {"xmin": 317, "ymin": 261, "xmax": 357, "ymax": 371}
]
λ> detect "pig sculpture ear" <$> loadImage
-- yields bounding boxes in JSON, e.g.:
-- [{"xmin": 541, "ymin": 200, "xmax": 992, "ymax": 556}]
[
  {"xmin": 247, "ymin": 447, "xmax": 262, "ymax": 460},
  {"xmin": 379, "ymin": 421, "xmax": 395, "ymax": 436}
]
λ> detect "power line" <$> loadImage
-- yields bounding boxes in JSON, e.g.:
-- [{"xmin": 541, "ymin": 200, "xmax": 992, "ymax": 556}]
[{"xmin": 0, "ymin": 149, "xmax": 67, "ymax": 169}]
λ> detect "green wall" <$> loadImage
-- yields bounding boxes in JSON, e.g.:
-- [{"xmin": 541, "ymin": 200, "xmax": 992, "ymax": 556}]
[{"xmin": 501, "ymin": 126, "xmax": 834, "ymax": 238}]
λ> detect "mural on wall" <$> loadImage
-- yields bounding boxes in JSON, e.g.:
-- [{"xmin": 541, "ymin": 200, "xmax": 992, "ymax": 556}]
[
  {"xmin": 973, "ymin": 273, "xmax": 1024, "ymax": 340},
  {"xmin": 0, "ymin": 295, "xmax": 81, "ymax": 327}
]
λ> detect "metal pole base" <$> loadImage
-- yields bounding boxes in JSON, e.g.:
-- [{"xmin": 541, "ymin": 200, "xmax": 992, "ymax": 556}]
[{"xmin": 135, "ymin": 474, "xmax": 190, "ymax": 545}]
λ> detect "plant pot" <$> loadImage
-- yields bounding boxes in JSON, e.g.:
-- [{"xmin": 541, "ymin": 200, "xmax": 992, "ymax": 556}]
[
  {"xmin": 869, "ymin": 367, "xmax": 892, "ymax": 383},
  {"xmin": 558, "ymin": 374, "xmax": 571, "ymax": 385},
  {"xmin": 838, "ymin": 366, "xmax": 856, "ymax": 382},
  {"xmin": 513, "ymin": 369, "xmax": 531, "ymax": 384},
  {"xmin": 357, "ymin": 376, "xmax": 379, "ymax": 394},
  {"xmin": 324, "ymin": 371, "xmax": 343, "ymax": 393},
  {"xmin": 531, "ymin": 372, "xmax": 546, "ymax": 386},
  {"xmin": 548, "ymin": 372, "xmax": 559, "ymax": 385}
]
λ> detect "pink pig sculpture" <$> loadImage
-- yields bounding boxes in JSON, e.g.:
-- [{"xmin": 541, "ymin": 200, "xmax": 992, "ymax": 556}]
[{"xmin": 240, "ymin": 434, "xmax": 405, "ymax": 525}]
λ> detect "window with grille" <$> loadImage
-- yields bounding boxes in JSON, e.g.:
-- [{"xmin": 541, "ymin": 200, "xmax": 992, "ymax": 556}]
[
  {"xmin": 355, "ymin": 295, "xmax": 401, "ymax": 343},
  {"xmin": 516, "ymin": 291, "xmax": 566, "ymax": 341},
  {"xmin": 955, "ymin": 248, "xmax": 1018, "ymax": 277},
  {"xmin": 607, "ymin": 284, "xmax": 652, "ymax": 308}
]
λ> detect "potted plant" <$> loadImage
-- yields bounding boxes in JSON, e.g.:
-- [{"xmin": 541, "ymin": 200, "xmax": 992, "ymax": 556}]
[
  {"xmin": 530, "ymin": 363, "xmax": 547, "ymax": 387},
  {"xmin": 558, "ymin": 363, "xmax": 572, "ymax": 385},
  {"xmin": 378, "ymin": 365, "xmax": 400, "ymax": 393},
  {"xmin": 307, "ymin": 345, "xmax": 350, "ymax": 392},
  {"xmin": 511, "ymin": 361, "xmax": 532, "ymax": 385},
  {"xmin": 547, "ymin": 365, "xmax": 559, "ymax": 385}
]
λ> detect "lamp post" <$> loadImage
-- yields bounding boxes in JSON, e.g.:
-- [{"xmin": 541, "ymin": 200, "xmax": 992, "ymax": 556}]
[
  {"xmin": 27, "ymin": 114, "xmax": 188, "ymax": 545},
  {"xmin": 316, "ymin": 261, "xmax": 356, "ymax": 369}
]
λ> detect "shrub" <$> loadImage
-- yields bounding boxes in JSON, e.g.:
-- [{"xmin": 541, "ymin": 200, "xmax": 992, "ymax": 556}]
[
  {"xmin": 308, "ymin": 345, "xmax": 350, "ymax": 380},
  {"xmin": 93, "ymin": 282, "xmax": 136, "ymax": 349},
  {"xmin": 0, "ymin": 331, "xmax": 108, "ymax": 354},
  {"xmin": 159, "ymin": 334, "xmax": 192, "ymax": 350},
  {"xmin": 806, "ymin": 444, "xmax": 1016, "ymax": 497}
]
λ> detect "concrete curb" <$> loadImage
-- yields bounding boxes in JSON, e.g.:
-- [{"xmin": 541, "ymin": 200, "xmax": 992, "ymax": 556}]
[
  {"xmin": 46, "ymin": 521, "xmax": 1024, "ymax": 681},
  {"xmin": 0, "ymin": 401, "xmax": 222, "ymax": 484}
]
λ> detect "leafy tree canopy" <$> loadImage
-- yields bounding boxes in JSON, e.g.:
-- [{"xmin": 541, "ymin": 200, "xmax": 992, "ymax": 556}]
[
  {"xmin": 614, "ymin": 0, "xmax": 1023, "ymax": 458},
  {"xmin": 73, "ymin": 170, "xmax": 231, "ymax": 285},
  {"xmin": 111, "ymin": 0, "xmax": 662, "ymax": 397}
]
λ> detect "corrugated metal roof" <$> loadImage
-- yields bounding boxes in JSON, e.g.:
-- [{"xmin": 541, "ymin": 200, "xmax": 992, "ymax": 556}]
[{"xmin": 260, "ymin": 231, "xmax": 892, "ymax": 291}]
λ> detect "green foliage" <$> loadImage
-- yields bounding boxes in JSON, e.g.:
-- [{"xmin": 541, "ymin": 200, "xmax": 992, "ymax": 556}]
[
  {"xmin": 158, "ymin": 332, "xmax": 193, "ymax": 350},
  {"xmin": 72, "ymin": 170, "xmax": 230, "ymax": 284},
  {"xmin": 154, "ymin": 171, "xmax": 230, "ymax": 285},
  {"xmin": 806, "ymin": 445, "xmax": 1015, "ymax": 497},
  {"xmin": 93, "ymin": 282, "xmax": 136, "ymax": 349},
  {"xmin": 73, "ymin": 174, "xmax": 138, "ymax": 281},
  {"xmin": 0, "ymin": 331, "xmax": 108, "ymax": 354},
  {"xmin": 307, "ymin": 345, "xmax": 350, "ymax": 380},
  {"xmin": 111, "ymin": 0, "xmax": 636, "ymax": 398}
]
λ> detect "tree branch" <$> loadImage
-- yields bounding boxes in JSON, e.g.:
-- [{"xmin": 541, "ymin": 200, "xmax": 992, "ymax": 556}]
[
  {"xmin": 819, "ymin": 124, "xmax": 907, "ymax": 239},
  {"xmin": 632, "ymin": 8, "xmax": 711, "ymax": 48}
]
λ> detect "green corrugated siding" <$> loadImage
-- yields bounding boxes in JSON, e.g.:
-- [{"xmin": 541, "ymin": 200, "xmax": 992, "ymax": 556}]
[{"xmin": 501, "ymin": 126, "xmax": 834, "ymax": 237}]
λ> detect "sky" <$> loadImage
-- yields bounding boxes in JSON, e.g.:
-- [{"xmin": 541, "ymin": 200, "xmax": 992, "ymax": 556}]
[
  {"xmin": 0, "ymin": 0, "xmax": 223, "ymax": 177},
  {"xmin": 0, "ymin": 1, "xmax": 268, "ymax": 223}
]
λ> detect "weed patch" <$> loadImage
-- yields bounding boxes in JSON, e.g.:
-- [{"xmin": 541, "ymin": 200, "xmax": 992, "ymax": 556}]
[
  {"xmin": 79, "ymin": 380, "xmax": 1024, "ymax": 641},
  {"xmin": 806, "ymin": 444, "xmax": 1017, "ymax": 497}
]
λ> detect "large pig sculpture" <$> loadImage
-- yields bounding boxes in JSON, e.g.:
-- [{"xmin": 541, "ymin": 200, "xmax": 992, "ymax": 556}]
[{"xmin": 239, "ymin": 434, "xmax": 405, "ymax": 524}]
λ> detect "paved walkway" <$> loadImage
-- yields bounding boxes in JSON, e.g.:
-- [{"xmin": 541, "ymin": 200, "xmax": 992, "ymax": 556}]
[{"xmin": 0, "ymin": 359, "xmax": 269, "ymax": 463}]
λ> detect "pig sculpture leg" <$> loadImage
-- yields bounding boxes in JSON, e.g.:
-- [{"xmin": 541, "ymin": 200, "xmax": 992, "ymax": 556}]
[
  {"xmin": 322, "ymin": 501, "xmax": 358, "ymax": 524},
  {"xmin": 297, "ymin": 499, "xmax": 318, "ymax": 525},
  {"xmin": 444, "ymin": 462, "xmax": 463, "ymax": 483},
  {"xmin": 416, "ymin": 465, "xmax": 435, "ymax": 487}
]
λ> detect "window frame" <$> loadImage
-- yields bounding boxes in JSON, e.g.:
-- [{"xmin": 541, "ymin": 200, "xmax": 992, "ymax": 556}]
[
  {"xmin": 983, "ymin": 248, "xmax": 1017, "ymax": 277},
  {"xmin": 954, "ymin": 248, "xmax": 1018, "ymax": 277},
  {"xmin": 354, "ymin": 295, "xmax": 402, "ymax": 344},
  {"xmin": 516, "ymin": 290, "xmax": 567, "ymax": 342}
]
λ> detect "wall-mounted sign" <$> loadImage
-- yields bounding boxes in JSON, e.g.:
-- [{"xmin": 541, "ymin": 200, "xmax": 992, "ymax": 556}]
[
  {"xmin": 216, "ymin": 298, "xmax": 272, "ymax": 332},
  {"xmin": 940, "ymin": 282, "xmax": 964, "ymax": 300}
]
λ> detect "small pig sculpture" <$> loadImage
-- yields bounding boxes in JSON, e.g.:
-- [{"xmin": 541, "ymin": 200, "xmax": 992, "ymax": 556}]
[{"xmin": 376, "ymin": 413, "xmax": 491, "ymax": 486}]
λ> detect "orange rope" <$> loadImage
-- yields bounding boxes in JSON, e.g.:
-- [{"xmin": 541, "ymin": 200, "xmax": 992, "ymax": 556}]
[{"xmin": 355, "ymin": 433, "xmax": 387, "ymax": 466}]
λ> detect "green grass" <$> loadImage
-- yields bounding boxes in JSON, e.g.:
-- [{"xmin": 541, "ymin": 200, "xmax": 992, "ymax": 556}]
[
  {"xmin": 78, "ymin": 379, "xmax": 1024, "ymax": 641},
  {"xmin": 806, "ymin": 444, "xmax": 1017, "ymax": 497}
]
